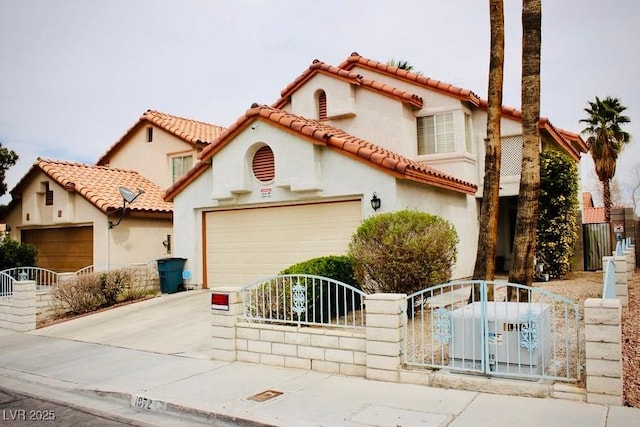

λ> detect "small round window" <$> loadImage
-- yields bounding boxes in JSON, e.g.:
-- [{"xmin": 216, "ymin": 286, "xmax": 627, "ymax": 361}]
[{"xmin": 252, "ymin": 145, "xmax": 275, "ymax": 183}]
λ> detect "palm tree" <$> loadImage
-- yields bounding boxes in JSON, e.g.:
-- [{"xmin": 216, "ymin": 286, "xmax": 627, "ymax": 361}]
[
  {"xmin": 470, "ymin": 0, "xmax": 504, "ymax": 302},
  {"xmin": 508, "ymin": 0, "xmax": 541, "ymax": 300},
  {"xmin": 386, "ymin": 59, "xmax": 423, "ymax": 75},
  {"xmin": 580, "ymin": 96, "xmax": 631, "ymax": 222}
]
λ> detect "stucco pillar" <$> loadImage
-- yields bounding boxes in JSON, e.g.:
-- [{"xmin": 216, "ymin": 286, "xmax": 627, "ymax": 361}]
[
  {"xmin": 0, "ymin": 280, "xmax": 36, "ymax": 332},
  {"xmin": 584, "ymin": 298, "xmax": 623, "ymax": 406},
  {"xmin": 365, "ymin": 293, "xmax": 406, "ymax": 382},
  {"xmin": 603, "ymin": 255, "xmax": 628, "ymax": 307},
  {"xmin": 210, "ymin": 287, "xmax": 241, "ymax": 361}
]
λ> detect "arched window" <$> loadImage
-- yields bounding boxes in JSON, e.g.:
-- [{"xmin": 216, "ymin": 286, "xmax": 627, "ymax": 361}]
[
  {"xmin": 317, "ymin": 90, "xmax": 327, "ymax": 120},
  {"xmin": 252, "ymin": 145, "xmax": 275, "ymax": 183}
]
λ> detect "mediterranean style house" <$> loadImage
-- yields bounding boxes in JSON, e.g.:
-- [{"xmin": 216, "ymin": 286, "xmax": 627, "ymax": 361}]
[
  {"xmin": 164, "ymin": 52, "xmax": 587, "ymax": 289},
  {"xmin": 2, "ymin": 110, "xmax": 225, "ymax": 272}
]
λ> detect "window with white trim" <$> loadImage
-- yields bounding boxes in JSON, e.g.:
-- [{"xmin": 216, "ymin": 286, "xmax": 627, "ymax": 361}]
[
  {"xmin": 417, "ymin": 112, "xmax": 455, "ymax": 155},
  {"xmin": 171, "ymin": 155, "xmax": 193, "ymax": 183}
]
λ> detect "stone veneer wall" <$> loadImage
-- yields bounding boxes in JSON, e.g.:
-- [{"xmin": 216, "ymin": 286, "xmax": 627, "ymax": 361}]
[
  {"xmin": 584, "ymin": 298, "xmax": 623, "ymax": 405},
  {"xmin": 235, "ymin": 322, "xmax": 366, "ymax": 376}
]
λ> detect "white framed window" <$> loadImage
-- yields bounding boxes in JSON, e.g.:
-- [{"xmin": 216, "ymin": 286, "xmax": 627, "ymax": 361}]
[
  {"xmin": 417, "ymin": 112, "xmax": 455, "ymax": 155},
  {"xmin": 172, "ymin": 155, "xmax": 193, "ymax": 183}
]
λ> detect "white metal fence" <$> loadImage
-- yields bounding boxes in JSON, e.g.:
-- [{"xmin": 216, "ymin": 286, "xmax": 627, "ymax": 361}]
[
  {"xmin": 0, "ymin": 272, "xmax": 13, "ymax": 301},
  {"xmin": 240, "ymin": 274, "xmax": 366, "ymax": 329},
  {"xmin": 405, "ymin": 280, "xmax": 580, "ymax": 382}
]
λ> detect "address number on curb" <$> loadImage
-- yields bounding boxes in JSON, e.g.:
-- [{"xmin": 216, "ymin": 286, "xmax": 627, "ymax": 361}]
[{"xmin": 134, "ymin": 396, "xmax": 154, "ymax": 410}]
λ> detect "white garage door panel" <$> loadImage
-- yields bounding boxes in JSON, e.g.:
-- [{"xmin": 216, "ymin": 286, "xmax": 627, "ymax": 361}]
[{"xmin": 205, "ymin": 200, "xmax": 361, "ymax": 287}]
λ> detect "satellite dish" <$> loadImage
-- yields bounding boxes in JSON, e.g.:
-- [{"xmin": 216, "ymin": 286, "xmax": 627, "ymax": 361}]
[{"xmin": 119, "ymin": 186, "xmax": 144, "ymax": 203}]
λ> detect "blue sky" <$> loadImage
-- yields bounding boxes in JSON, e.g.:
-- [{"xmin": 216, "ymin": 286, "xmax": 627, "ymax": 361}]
[{"xmin": 1, "ymin": 0, "xmax": 639, "ymax": 205}]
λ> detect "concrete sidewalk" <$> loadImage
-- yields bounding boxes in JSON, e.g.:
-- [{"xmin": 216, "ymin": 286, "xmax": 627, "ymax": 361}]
[{"xmin": 1, "ymin": 328, "xmax": 640, "ymax": 426}]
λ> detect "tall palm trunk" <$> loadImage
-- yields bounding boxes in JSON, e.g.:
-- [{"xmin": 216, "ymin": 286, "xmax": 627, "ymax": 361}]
[
  {"xmin": 470, "ymin": 0, "xmax": 504, "ymax": 302},
  {"xmin": 508, "ymin": 0, "xmax": 541, "ymax": 301},
  {"xmin": 603, "ymin": 178, "xmax": 612, "ymax": 222}
]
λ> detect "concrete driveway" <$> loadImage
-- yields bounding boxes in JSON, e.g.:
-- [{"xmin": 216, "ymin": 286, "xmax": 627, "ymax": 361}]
[{"xmin": 30, "ymin": 290, "xmax": 213, "ymax": 359}]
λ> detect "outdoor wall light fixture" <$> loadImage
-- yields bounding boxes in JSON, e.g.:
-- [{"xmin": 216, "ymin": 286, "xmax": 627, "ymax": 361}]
[
  {"xmin": 108, "ymin": 186, "xmax": 145, "ymax": 229},
  {"xmin": 370, "ymin": 192, "xmax": 381, "ymax": 211}
]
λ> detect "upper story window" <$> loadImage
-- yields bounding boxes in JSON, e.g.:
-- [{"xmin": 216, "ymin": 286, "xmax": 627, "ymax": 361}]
[
  {"xmin": 146, "ymin": 127, "xmax": 153, "ymax": 143},
  {"xmin": 417, "ymin": 112, "xmax": 455, "ymax": 155},
  {"xmin": 317, "ymin": 90, "xmax": 327, "ymax": 120},
  {"xmin": 44, "ymin": 182, "xmax": 53, "ymax": 205},
  {"xmin": 171, "ymin": 155, "xmax": 193, "ymax": 183},
  {"xmin": 252, "ymin": 145, "xmax": 275, "ymax": 183}
]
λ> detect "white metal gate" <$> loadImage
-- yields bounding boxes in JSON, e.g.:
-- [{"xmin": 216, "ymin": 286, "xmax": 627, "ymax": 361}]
[{"xmin": 404, "ymin": 281, "xmax": 580, "ymax": 382}]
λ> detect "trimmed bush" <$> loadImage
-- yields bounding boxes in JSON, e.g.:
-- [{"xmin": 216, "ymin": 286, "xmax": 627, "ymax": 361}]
[
  {"xmin": 348, "ymin": 210, "xmax": 458, "ymax": 295},
  {"xmin": 279, "ymin": 255, "xmax": 357, "ymax": 286}
]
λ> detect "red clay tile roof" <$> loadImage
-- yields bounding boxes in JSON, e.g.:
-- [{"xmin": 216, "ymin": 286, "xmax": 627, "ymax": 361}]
[
  {"xmin": 341, "ymin": 52, "xmax": 587, "ymax": 159},
  {"xmin": 583, "ymin": 207, "xmax": 606, "ymax": 224},
  {"xmin": 339, "ymin": 52, "xmax": 482, "ymax": 106},
  {"xmin": 164, "ymin": 104, "xmax": 477, "ymax": 201},
  {"xmin": 97, "ymin": 110, "xmax": 226, "ymax": 165},
  {"xmin": 273, "ymin": 60, "xmax": 423, "ymax": 110},
  {"xmin": 12, "ymin": 158, "xmax": 172, "ymax": 215}
]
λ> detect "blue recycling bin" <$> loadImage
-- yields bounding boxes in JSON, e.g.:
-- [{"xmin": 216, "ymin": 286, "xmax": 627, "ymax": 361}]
[{"xmin": 157, "ymin": 257, "xmax": 187, "ymax": 293}]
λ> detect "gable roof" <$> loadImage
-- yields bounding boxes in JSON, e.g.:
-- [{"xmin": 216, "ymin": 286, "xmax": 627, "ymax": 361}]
[
  {"xmin": 164, "ymin": 104, "xmax": 477, "ymax": 201},
  {"xmin": 11, "ymin": 158, "xmax": 172, "ymax": 215},
  {"xmin": 339, "ymin": 52, "xmax": 482, "ymax": 106},
  {"xmin": 273, "ymin": 60, "xmax": 423, "ymax": 110},
  {"xmin": 97, "ymin": 109, "xmax": 226, "ymax": 165},
  {"xmin": 340, "ymin": 52, "xmax": 588, "ymax": 159}
]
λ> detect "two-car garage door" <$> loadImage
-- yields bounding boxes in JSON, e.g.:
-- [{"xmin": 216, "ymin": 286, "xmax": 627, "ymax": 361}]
[{"xmin": 204, "ymin": 200, "xmax": 362, "ymax": 288}]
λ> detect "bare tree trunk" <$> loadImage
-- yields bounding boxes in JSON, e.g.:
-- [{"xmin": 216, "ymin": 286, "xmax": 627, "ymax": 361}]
[
  {"xmin": 508, "ymin": 0, "xmax": 542, "ymax": 302},
  {"xmin": 470, "ymin": 0, "xmax": 504, "ymax": 303}
]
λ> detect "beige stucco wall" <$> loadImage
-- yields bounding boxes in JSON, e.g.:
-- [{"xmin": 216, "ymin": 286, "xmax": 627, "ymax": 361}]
[
  {"xmin": 105, "ymin": 126, "xmax": 198, "ymax": 190},
  {"xmin": 396, "ymin": 181, "xmax": 478, "ymax": 279},
  {"xmin": 172, "ymin": 121, "xmax": 476, "ymax": 287},
  {"xmin": 101, "ymin": 217, "xmax": 172, "ymax": 268}
]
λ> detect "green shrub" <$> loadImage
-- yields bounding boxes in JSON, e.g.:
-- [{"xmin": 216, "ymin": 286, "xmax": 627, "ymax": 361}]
[
  {"xmin": 537, "ymin": 150, "xmax": 579, "ymax": 279},
  {"xmin": 279, "ymin": 255, "xmax": 362, "ymax": 323},
  {"xmin": 348, "ymin": 210, "xmax": 458, "ymax": 295},
  {"xmin": 0, "ymin": 236, "xmax": 37, "ymax": 270},
  {"xmin": 280, "ymin": 255, "xmax": 357, "ymax": 286}
]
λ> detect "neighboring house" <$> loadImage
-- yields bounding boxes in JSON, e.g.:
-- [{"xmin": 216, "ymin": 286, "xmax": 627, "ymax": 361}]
[
  {"xmin": 97, "ymin": 109, "xmax": 226, "ymax": 189},
  {"xmin": 582, "ymin": 192, "xmax": 607, "ymax": 224},
  {"xmin": 3, "ymin": 159, "xmax": 172, "ymax": 272},
  {"xmin": 1, "ymin": 110, "xmax": 226, "ymax": 272},
  {"xmin": 164, "ymin": 52, "xmax": 587, "ymax": 289}
]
